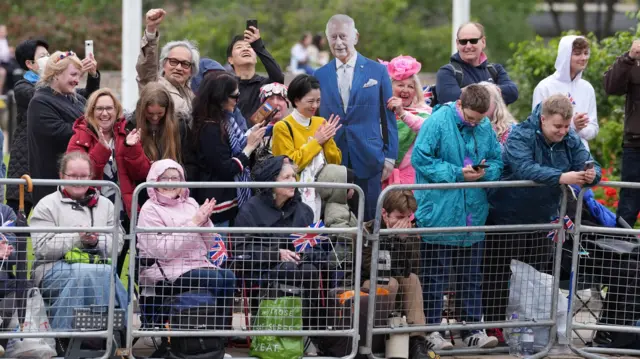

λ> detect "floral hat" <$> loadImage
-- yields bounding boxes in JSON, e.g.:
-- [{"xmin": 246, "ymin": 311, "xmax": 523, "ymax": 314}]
[
  {"xmin": 259, "ymin": 82, "xmax": 289, "ymax": 107},
  {"xmin": 378, "ymin": 55, "xmax": 422, "ymax": 81}
]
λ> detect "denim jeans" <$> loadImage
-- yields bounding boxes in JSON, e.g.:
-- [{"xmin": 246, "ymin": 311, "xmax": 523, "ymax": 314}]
[
  {"xmin": 173, "ymin": 268, "xmax": 236, "ymax": 306},
  {"xmin": 41, "ymin": 261, "xmax": 128, "ymax": 330},
  {"xmin": 422, "ymin": 241, "xmax": 484, "ymax": 338},
  {"xmin": 617, "ymin": 147, "xmax": 640, "ymax": 227}
]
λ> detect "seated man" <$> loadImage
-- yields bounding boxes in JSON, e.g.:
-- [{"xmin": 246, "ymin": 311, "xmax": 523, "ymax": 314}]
[
  {"xmin": 411, "ymin": 84, "xmax": 503, "ymax": 350},
  {"xmin": 360, "ymin": 190, "xmax": 432, "ymax": 359}
]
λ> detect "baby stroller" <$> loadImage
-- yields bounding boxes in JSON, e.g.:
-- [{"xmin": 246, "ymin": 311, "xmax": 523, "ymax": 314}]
[{"xmin": 561, "ymin": 185, "xmax": 640, "ymax": 348}]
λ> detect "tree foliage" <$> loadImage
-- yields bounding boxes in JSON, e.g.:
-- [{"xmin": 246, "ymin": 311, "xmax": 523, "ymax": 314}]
[{"xmin": 507, "ymin": 13, "xmax": 640, "ymax": 172}]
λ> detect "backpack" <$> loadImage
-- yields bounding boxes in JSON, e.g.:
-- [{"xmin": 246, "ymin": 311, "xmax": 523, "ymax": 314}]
[
  {"xmin": 424, "ymin": 62, "xmax": 499, "ymax": 106},
  {"xmin": 152, "ymin": 290, "xmax": 226, "ymax": 359}
]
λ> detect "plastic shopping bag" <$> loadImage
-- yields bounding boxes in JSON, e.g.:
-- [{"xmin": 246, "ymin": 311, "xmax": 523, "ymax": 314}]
[
  {"xmin": 6, "ymin": 288, "xmax": 56, "ymax": 359},
  {"xmin": 250, "ymin": 296, "xmax": 304, "ymax": 359},
  {"xmin": 506, "ymin": 260, "xmax": 568, "ymax": 350}
]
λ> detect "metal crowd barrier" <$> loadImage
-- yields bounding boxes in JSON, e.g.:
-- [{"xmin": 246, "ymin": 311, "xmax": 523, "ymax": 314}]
[
  {"xmin": 568, "ymin": 181, "xmax": 640, "ymax": 359},
  {"xmin": 0, "ymin": 178, "xmax": 122, "ymax": 359},
  {"xmin": 363, "ymin": 181, "xmax": 568, "ymax": 359},
  {"xmin": 126, "ymin": 181, "xmax": 365, "ymax": 359}
]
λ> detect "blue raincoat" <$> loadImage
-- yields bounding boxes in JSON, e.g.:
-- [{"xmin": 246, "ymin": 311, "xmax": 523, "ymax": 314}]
[
  {"xmin": 411, "ymin": 102, "xmax": 503, "ymax": 246},
  {"xmin": 488, "ymin": 103, "xmax": 601, "ymax": 225}
]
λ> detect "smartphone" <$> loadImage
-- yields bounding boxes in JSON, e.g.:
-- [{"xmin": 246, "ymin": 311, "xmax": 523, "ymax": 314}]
[
  {"xmin": 472, "ymin": 164, "xmax": 489, "ymax": 170},
  {"xmin": 584, "ymin": 160, "xmax": 595, "ymax": 171},
  {"xmin": 246, "ymin": 19, "xmax": 258, "ymax": 32},
  {"xmin": 85, "ymin": 40, "xmax": 94, "ymax": 57}
]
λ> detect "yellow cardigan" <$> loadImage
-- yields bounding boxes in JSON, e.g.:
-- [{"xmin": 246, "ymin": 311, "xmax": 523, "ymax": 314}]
[{"xmin": 272, "ymin": 114, "xmax": 342, "ymax": 170}]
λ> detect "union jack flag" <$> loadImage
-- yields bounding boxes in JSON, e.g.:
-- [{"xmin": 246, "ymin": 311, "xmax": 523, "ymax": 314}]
[
  {"xmin": 547, "ymin": 215, "xmax": 575, "ymax": 243},
  {"xmin": 567, "ymin": 92, "xmax": 576, "ymax": 105},
  {"xmin": 291, "ymin": 221, "xmax": 329, "ymax": 253},
  {"xmin": 208, "ymin": 234, "xmax": 228, "ymax": 267}
]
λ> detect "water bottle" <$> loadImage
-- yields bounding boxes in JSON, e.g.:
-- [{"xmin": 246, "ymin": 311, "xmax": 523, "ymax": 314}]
[
  {"xmin": 521, "ymin": 326, "xmax": 535, "ymax": 356},
  {"xmin": 507, "ymin": 313, "xmax": 522, "ymax": 357}
]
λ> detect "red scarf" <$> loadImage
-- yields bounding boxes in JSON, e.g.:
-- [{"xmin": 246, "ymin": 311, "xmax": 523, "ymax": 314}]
[{"xmin": 61, "ymin": 187, "xmax": 99, "ymax": 208}]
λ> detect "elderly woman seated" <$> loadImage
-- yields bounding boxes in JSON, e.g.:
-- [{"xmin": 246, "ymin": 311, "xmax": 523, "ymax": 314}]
[
  {"xmin": 234, "ymin": 156, "xmax": 322, "ymax": 328},
  {"xmin": 30, "ymin": 151, "xmax": 127, "ymax": 331},
  {"xmin": 136, "ymin": 159, "xmax": 236, "ymax": 324}
]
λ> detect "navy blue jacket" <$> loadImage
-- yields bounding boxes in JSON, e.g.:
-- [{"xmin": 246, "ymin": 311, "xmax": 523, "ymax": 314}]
[
  {"xmin": 436, "ymin": 53, "xmax": 518, "ymax": 105},
  {"xmin": 488, "ymin": 104, "xmax": 601, "ymax": 224}
]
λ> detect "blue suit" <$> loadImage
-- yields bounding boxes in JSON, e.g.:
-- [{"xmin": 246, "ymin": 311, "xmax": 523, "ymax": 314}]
[{"xmin": 316, "ymin": 53, "xmax": 398, "ymax": 220}]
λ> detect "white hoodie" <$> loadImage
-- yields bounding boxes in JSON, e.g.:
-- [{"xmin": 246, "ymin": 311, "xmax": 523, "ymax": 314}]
[{"xmin": 532, "ymin": 35, "xmax": 598, "ymax": 151}]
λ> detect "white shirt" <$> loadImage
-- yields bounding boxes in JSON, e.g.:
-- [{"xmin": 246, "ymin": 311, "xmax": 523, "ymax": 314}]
[
  {"xmin": 291, "ymin": 109, "xmax": 311, "ymax": 127},
  {"xmin": 0, "ymin": 39, "xmax": 9, "ymax": 63},
  {"xmin": 336, "ymin": 53, "xmax": 358, "ymax": 112}
]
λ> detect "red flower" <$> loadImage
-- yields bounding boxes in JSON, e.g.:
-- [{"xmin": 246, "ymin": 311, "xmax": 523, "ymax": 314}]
[
  {"xmin": 597, "ymin": 199, "xmax": 607, "ymax": 205},
  {"xmin": 605, "ymin": 187, "xmax": 617, "ymax": 197},
  {"xmin": 602, "ymin": 176, "xmax": 609, "ymax": 182},
  {"xmin": 614, "ymin": 201, "xmax": 619, "ymax": 208}
]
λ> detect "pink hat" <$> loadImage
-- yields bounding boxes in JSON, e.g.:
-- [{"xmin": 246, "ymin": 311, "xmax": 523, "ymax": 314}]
[{"xmin": 378, "ymin": 55, "xmax": 422, "ymax": 81}]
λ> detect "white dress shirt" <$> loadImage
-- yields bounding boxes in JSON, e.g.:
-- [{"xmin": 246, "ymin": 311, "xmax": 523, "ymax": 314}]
[{"xmin": 336, "ymin": 53, "xmax": 358, "ymax": 113}]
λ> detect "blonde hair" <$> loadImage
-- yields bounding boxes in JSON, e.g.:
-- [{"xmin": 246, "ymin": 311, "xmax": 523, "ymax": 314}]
[
  {"xmin": 84, "ymin": 88, "xmax": 123, "ymax": 135},
  {"xmin": 38, "ymin": 51, "xmax": 83, "ymax": 87},
  {"xmin": 392, "ymin": 74, "xmax": 424, "ymax": 107},
  {"xmin": 479, "ymin": 82, "xmax": 516, "ymax": 139},
  {"xmin": 542, "ymin": 94, "xmax": 574, "ymax": 121},
  {"xmin": 59, "ymin": 151, "xmax": 93, "ymax": 177}
]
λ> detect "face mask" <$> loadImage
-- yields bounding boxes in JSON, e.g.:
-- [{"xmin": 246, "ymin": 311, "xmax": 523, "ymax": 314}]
[{"xmin": 35, "ymin": 56, "xmax": 49, "ymax": 76}]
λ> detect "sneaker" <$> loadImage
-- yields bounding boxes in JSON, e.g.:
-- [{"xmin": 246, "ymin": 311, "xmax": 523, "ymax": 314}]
[
  {"xmin": 424, "ymin": 332, "xmax": 454, "ymax": 351},
  {"xmin": 486, "ymin": 328, "xmax": 505, "ymax": 344},
  {"xmin": 463, "ymin": 330, "xmax": 499, "ymax": 348},
  {"xmin": 410, "ymin": 336, "xmax": 440, "ymax": 359}
]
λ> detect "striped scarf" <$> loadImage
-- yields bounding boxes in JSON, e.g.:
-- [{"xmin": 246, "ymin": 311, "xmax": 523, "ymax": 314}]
[{"xmin": 224, "ymin": 113, "xmax": 251, "ymax": 207}]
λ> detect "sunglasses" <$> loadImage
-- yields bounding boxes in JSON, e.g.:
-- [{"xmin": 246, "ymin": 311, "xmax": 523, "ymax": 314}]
[
  {"xmin": 458, "ymin": 37, "xmax": 482, "ymax": 46},
  {"xmin": 229, "ymin": 92, "xmax": 241, "ymax": 100},
  {"xmin": 166, "ymin": 57, "xmax": 193, "ymax": 69}
]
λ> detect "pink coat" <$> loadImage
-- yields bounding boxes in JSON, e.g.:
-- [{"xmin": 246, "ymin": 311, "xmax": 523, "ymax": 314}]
[
  {"xmin": 137, "ymin": 159, "xmax": 217, "ymax": 286},
  {"xmin": 383, "ymin": 105, "xmax": 431, "ymax": 188}
]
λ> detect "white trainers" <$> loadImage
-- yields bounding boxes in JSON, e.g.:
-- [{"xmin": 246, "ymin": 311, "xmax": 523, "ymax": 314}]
[
  {"xmin": 463, "ymin": 330, "xmax": 499, "ymax": 348},
  {"xmin": 425, "ymin": 332, "xmax": 454, "ymax": 350}
]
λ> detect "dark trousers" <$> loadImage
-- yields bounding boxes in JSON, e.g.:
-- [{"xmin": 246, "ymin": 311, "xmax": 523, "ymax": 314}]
[
  {"xmin": 269, "ymin": 262, "xmax": 321, "ymax": 330},
  {"xmin": 349, "ymin": 171, "xmax": 382, "ymax": 222},
  {"xmin": 617, "ymin": 147, "xmax": 640, "ymax": 227},
  {"xmin": 482, "ymin": 230, "xmax": 554, "ymax": 323}
]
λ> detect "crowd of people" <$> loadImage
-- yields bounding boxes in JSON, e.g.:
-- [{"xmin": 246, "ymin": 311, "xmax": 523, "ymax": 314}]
[{"xmin": 1, "ymin": 7, "xmax": 640, "ymax": 359}]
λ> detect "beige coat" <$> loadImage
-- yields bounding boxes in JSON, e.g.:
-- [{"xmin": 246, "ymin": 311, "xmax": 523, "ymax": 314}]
[
  {"xmin": 30, "ymin": 190, "xmax": 124, "ymax": 285},
  {"xmin": 136, "ymin": 31, "xmax": 195, "ymax": 117}
]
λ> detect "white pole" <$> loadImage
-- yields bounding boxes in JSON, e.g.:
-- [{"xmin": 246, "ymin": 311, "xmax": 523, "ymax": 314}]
[
  {"xmin": 122, "ymin": 0, "xmax": 142, "ymax": 112},
  {"xmin": 452, "ymin": 0, "xmax": 471, "ymax": 55}
]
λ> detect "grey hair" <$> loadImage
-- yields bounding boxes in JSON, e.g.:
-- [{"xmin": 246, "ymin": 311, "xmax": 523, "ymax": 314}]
[
  {"xmin": 158, "ymin": 40, "xmax": 200, "ymax": 83},
  {"xmin": 325, "ymin": 14, "xmax": 359, "ymax": 38}
]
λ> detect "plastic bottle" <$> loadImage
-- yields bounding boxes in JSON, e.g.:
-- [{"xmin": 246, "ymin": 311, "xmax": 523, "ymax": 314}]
[
  {"xmin": 507, "ymin": 313, "xmax": 522, "ymax": 357},
  {"xmin": 521, "ymin": 326, "xmax": 535, "ymax": 356}
]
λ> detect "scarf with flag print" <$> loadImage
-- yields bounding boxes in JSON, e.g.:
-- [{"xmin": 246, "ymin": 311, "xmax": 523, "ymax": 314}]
[
  {"xmin": 291, "ymin": 220, "xmax": 329, "ymax": 253},
  {"xmin": 224, "ymin": 112, "xmax": 252, "ymax": 207},
  {"xmin": 396, "ymin": 106, "xmax": 430, "ymax": 167},
  {"xmin": 547, "ymin": 215, "xmax": 574, "ymax": 243}
]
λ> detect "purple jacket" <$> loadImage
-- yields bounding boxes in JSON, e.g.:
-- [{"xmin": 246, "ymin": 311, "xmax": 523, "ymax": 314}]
[{"xmin": 137, "ymin": 159, "xmax": 217, "ymax": 286}]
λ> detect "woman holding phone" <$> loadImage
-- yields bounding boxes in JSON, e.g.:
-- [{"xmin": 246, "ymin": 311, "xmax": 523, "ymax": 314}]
[{"xmin": 190, "ymin": 73, "xmax": 266, "ymax": 226}]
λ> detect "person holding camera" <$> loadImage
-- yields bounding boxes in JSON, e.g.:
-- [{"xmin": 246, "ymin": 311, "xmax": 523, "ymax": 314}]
[
  {"xmin": 360, "ymin": 190, "xmax": 431, "ymax": 359},
  {"xmin": 226, "ymin": 20, "xmax": 285, "ymax": 119},
  {"xmin": 412, "ymin": 84, "xmax": 503, "ymax": 350}
]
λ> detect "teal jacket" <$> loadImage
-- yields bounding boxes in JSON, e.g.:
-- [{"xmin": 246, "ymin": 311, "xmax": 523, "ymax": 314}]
[{"xmin": 411, "ymin": 102, "xmax": 503, "ymax": 246}]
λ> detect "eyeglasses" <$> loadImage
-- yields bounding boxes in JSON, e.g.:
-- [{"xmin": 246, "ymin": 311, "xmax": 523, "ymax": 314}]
[
  {"xmin": 95, "ymin": 106, "xmax": 115, "ymax": 113},
  {"xmin": 166, "ymin": 57, "xmax": 193, "ymax": 69},
  {"xmin": 158, "ymin": 176, "xmax": 181, "ymax": 182},
  {"xmin": 229, "ymin": 92, "xmax": 241, "ymax": 100},
  {"xmin": 55, "ymin": 51, "xmax": 76, "ymax": 63},
  {"xmin": 63, "ymin": 173, "xmax": 91, "ymax": 180},
  {"xmin": 458, "ymin": 38, "xmax": 482, "ymax": 46}
]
